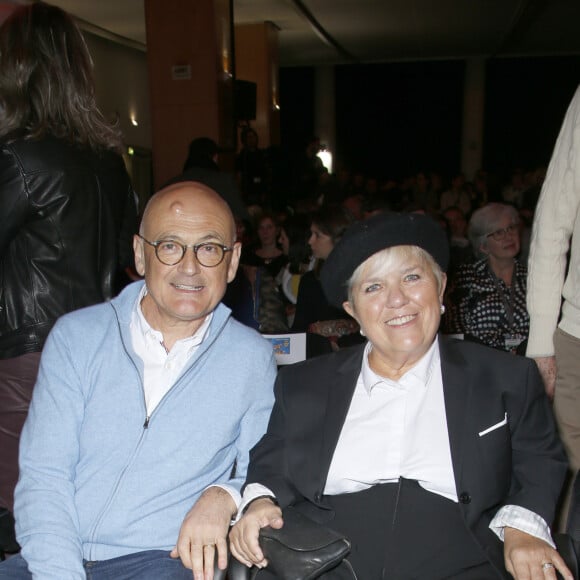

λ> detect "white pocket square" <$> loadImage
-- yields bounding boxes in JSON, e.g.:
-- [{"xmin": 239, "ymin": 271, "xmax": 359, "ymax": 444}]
[{"xmin": 478, "ymin": 413, "xmax": 508, "ymax": 437}]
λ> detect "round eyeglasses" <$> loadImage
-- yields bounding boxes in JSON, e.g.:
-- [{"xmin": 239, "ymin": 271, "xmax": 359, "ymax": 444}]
[
  {"xmin": 486, "ymin": 224, "xmax": 518, "ymax": 242},
  {"xmin": 138, "ymin": 235, "xmax": 233, "ymax": 267}
]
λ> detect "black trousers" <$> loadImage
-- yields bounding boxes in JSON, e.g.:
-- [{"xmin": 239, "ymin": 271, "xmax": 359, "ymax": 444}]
[
  {"xmin": 322, "ymin": 479, "xmax": 501, "ymax": 579},
  {"xmin": 257, "ymin": 479, "xmax": 503, "ymax": 579},
  {"xmin": 256, "ymin": 478, "xmax": 505, "ymax": 580}
]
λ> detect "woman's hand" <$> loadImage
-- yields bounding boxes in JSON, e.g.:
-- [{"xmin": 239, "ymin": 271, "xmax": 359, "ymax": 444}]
[
  {"xmin": 504, "ymin": 527, "xmax": 573, "ymax": 580},
  {"xmin": 229, "ymin": 498, "xmax": 283, "ymax": 569}
]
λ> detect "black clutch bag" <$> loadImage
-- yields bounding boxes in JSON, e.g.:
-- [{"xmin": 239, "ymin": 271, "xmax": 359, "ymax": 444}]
[{"xmin": 256, "ymin": 506, "xmax": 352, "ymax": 580}]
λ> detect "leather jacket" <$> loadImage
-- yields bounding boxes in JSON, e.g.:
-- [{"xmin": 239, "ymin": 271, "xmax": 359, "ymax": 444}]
[{"xmin": 0, "ymin": 136, "xmax": 138, "ymax": 359}]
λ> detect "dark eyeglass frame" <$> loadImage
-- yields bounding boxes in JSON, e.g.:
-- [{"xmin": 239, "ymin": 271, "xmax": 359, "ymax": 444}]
[
  {"xmin": 138, "ymin": 234, "xmax": 233, "ymax": 267},
  {"xmin": 486, "ymin": 223, "xmax": 519, "ymax": 242}
]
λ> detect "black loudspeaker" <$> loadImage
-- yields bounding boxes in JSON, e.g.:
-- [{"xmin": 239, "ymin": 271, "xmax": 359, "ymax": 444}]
[{"xmin": 235, "ymin": 79, "xmax": 257, "ymax": 121}]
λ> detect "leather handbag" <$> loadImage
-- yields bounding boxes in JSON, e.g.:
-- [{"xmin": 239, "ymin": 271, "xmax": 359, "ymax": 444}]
[{"xmin": 254, "ymin": 506, "xmax": 352, "ymax": 580}]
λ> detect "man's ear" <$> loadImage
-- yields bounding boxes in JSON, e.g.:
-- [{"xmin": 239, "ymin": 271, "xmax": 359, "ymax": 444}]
[
  {"xmin": 227, "ymin": 242, "xmax": 242, "ymax": 283},
  {"xmin": 133, "ymin": 235, "xmax": 146, "ymax": 277}
]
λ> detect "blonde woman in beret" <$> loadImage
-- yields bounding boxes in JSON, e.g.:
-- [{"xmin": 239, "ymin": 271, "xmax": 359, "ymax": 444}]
[{"xmin": 231, "ymin": 212, "xmax": 570, "ymax": 580}]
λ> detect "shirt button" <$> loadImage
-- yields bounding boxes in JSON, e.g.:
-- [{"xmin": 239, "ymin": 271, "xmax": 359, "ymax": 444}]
[{"xmin": 459, "ymin": 492, "xmax": 471, "ymax": 504}]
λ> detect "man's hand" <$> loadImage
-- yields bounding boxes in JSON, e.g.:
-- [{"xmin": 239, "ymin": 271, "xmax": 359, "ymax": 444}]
[
  {"xmin": 229, "ymin": 498, "xmax": 283, "ymax": 569},
  {"xmin": 170, "ymin": 487, "xmax": 237, "ymax": 580},
  {"xmin": 504, "ymin": 527, "xmax": 572, "ymax": 580},
  {"xmin": 534, "ymin": 356, "xmax": 557, "ymax": 400}
]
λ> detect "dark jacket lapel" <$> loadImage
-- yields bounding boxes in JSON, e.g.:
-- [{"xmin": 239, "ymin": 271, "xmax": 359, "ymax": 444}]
[
  {"xmin": 316, "ymin": 344, "xmax": 366, "ymax": 496},
  {"xmin": 439, "ymin": 336, "xmax": 472, "ymax": 492}
]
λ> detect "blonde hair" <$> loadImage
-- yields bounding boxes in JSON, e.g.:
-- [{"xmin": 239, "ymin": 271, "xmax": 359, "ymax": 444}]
[{"xmin": 346, "ymin": 245, "xmax": 444, "ymax": 306}]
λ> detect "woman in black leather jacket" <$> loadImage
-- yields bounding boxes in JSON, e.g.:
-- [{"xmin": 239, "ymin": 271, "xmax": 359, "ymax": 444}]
[{"xmin": 0, "ymin": 2, "xmax": 137, "ymax": 538}]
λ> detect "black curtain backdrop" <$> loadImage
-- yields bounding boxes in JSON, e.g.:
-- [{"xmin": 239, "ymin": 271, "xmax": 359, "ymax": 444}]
[
  {"xmin": 334, "ymin": 60, "xmax": 464, "ymax": 181},
  {"xmin": 279, "ymin": 56, "xmax": 580, "ymax": 186},
  {"xmin": 280, "ymin": 66, "xmax": 316, "ymax": 159},
  {"xmin": 484, "ymin": 56, "xmax": 580, "ymax": 181}
]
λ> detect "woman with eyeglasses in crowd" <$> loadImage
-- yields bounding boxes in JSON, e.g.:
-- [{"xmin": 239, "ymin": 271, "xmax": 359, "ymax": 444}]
[{"xmin": 444, "ymin": 203, "xmax": 529, "ymax": 354}]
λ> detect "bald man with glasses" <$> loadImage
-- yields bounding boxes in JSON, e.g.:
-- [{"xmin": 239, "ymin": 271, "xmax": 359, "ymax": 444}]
[{"xmin": 0, "ymin": 182, "xmax": 276, "ymax": 580}]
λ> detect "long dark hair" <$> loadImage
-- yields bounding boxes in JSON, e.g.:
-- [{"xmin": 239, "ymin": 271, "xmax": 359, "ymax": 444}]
[
  {"xmin": 311, "ymin": 204, "xmax": 354, "ymax": 276},
  {"xmin": 0, "ymin": 2, "xmax": 122, "ymax": 151},
  {"xmin": 311, "ymin": 204, "xmax": 354, "ymax": 245}
]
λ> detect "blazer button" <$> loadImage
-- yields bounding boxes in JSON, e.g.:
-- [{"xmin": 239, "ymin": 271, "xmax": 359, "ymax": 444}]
[
  {"xmin": 459, "ymin": 492, "xmax": 471, "ymax": 504},
  {"xmin": 314, "ymin": 492, "xmax": 321, "ymax": 502}
]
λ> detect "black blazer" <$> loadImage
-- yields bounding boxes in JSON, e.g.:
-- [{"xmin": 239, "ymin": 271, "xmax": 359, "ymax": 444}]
[{"xmin": 246, "ymin": 336, "xmax": 567, "ymax": 578}]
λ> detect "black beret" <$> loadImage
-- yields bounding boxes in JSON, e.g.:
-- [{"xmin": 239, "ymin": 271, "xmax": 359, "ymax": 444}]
[{"xmin": 320, "ymin": 212, "xmax": 449, "ymax": 308}]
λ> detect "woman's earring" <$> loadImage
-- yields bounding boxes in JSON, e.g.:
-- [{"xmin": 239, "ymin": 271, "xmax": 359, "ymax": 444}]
[
  {"xmin": 359, "ymin": 328, "xmax": 366, "ymax": 337},
  {"xmin": 440, "ymin": 304, "xmax": 446, "ymax": 315}
]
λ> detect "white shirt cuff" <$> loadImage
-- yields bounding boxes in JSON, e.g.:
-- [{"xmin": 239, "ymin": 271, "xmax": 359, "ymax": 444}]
[
  {"xmin": 489, "ymin": 505, "xmax": 555, "ymax": 548},
  {"xmin": 235, "ymin": 482, "xmax": 276, "ymax": 522}
]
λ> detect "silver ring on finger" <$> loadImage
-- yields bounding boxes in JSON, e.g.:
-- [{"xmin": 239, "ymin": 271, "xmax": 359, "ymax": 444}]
[
  {"xmin": 542, "ymin": 562, "xmax": 555, "ymax": 571},
  {"xmin": 203, "ymin": 543, "xmax": 215, "ymax": 548}
]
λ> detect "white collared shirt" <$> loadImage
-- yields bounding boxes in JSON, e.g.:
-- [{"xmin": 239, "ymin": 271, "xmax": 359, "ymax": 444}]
[
  {"xmin": 130, "ymin": 285, "xmax": 212, "ymax": 416},
  {"xmin": 325, "ymin": 338, "xmax": 457, "ymax": 500}
]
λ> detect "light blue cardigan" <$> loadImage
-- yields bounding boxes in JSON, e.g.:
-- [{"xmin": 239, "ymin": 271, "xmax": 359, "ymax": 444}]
[{"xmin": 14, "ymin": 281, "xmax": 276, "ymax": 578}]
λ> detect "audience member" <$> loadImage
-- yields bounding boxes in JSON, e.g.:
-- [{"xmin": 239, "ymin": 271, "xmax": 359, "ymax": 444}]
[
  {"xmin": 225, "ymin": 214, "xmax": 289, "ymax": 334},
  {"xmin": 517, "ymin": 206, "xmax": 534, "ymax": 267},
  {"xmin": 235, "ymin": 127, "xmax": 267, "ymax": 205},
  {"xmin": 334, "ymin": 167, "xmax": 353, "ymax": 200},
  {"xmin": 521, "ymin": 166, "xmax": 547, "ymax": 212},
  {"xmin": 350, "ymin": 172, "xmax": 366, "ymax": 196},
  {"xmin": 0, "ymin": 1, "xmax": 137, "ymax": 550},
  {"xmin": 440, "ymin": 172, "xmax": 472, "ymax": 216},
  {"xmin": 502, "ymin": 170, "xmax": 526, "ymax": 208},
  {"xmin": 342, "ymin": 192, "xmax": 365, "ymax": 220},
  {"xmin": 247, "ymin": 213, "xmax": 288, "ymax": 280},
  {"xmin": 292, "ymin": 205, "xmax": 357, "ymax": 341},
  {"xmin": 174, "ymin": 136, "xmax": 247, "ymax": 220},
  {"xmin": 412, "ymin": 170, "xmax": 438, "ymax": 212},
  {"xmin": 445, "ymin": 203, "xmax": 529, "ymax": 353},
  {"xmin": 0, "ymin": 181, "xmax": 276, "ymax": 580},
  {"xmin": 237, "ymin": 253, "xmax": 289, "ymax": 334},
  {"xmin": 183, "ymin": 136, "xmax": 220, "ymax": 172},
  {"xmin": 441, "ymin": 206, "xmax": 474, "ymax": 275},
  {"xmin": 277, "ymin": 214, "xmax": 314, "ymax": 306},
  {"xmin": 471, "ymin": 169, "xmax": 490, "ymax": 209},
  {"xmin": 361, "ymin": 195, "xmax": 392, "ymax": 219},
  {"xmin": 430, "ymin": 170, "xmax": 445, "ymax": 202}
]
